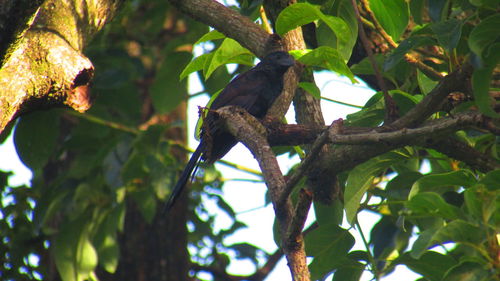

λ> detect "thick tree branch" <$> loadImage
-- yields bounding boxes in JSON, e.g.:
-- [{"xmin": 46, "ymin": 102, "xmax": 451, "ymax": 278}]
[
  {"xmin": 426, "ymin": 137, "xmax": 500, "ymax": 173},
  {"xmin": 267, "ymin": 111, "xmax": 498, "ymax": 172},
  {"xmin": 279, "ymin": 119, "xmax": 343, "ymax": 205},
  {"xmin": 217, "ymin": 106, "xmax": 310, "ymax": 281},
  {"xmin": 0, "ymin": 0, "xmax": 122, "ymax": 134},
  {"xmin": 168, "ymin": 0, "xmax": 273, "ymax": 57}
]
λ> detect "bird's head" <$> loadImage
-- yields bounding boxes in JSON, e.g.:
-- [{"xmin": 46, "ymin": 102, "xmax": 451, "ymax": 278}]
[{"xmin": 262, "ymin": 51, "xmax": 295, "ymax": 71}]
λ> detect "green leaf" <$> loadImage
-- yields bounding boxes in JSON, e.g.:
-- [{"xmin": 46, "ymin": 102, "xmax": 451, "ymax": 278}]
[
  {"xmin": 314, "ymin": 199, "xmax": 343, "ymax": 227},
  {"xmin": 130, "ymin": 189, "xmax": 157, "ymax": 223},
  {"xmin": 204, "ymin": 38, "xmax": 254, "ymax": 79},
  {"xmin": 321, "ymin": 0, "xmax": 358, "ymax": 61},
  {"xmin": 298, "ymin": 82, "xmax": 321, "ymax": 99},
  {"xmin": 410, "ymin": 0, "xmax": 425, "ymax": 25},
  {"xmin": 417, "ymin": 69, "xmax": 439, "ymax": 94},
  {"xmin": 464, "ymin": 188, "xmax": 483, "ymax": 221},
  {"xmin": 435, "ymin": 220, "xmax": 485, "ymax": 244},
  {"xmin": 179, "ymin": 53, "xmax": 212, "ymax": 80},
  {"xmin": 54, "ymin": 218, "xmax": 98, "ymax": 281},
  {"xmin": 398, "ymin": 251, "xmax": 456, "ymax": 281},
  {"xmin": 407, "ymin": 192, "xmax": 462, "ymax": 220},
  {"xmin": 14, "ymin": 110, "xmax": 60, "ymax": 169},
  {"xmin": 384, "ymin": 36, "xmax": 435, "ymax": 71},
  {"xmin": 409, "ymin": 170, "xmax": 476, "ymax": 198},
  {"xmin": 442, "ymin": 261, "xmax": 491, "ymax": 281},
  {"xmin": 390, "ymin": 90, "xmax": 421, "ymax": 115},
  {"xmin": 276, "ymin": 3, "xmax": 352, "ymax": 60},
  {"xmin": 331, "ymin": 260, "xmax": 364, "ymax": 281},
  {"xmin": 275, "ymin": 3, "xmax": 321, "ymax": 36},
  {"xmin": 345, "ymin": 150, "xmax": 409, "ymax": 224},
  {"xmin": 194, "ymin": 30, "xmax": 225, "ymax": 45},
  {"xmin": 305, "ymin": 223, "xmax": 355, "ymax": 280},
  {"xmin": 428, "ymin": 0, "xmax": 448, "ymax": 22},
  {"xmin": 430, "ymin": 19, "xmax": 463, "ymax": 52},
  {"xmin": 150, "ymin": 51, "xmax": 192, "ymax": 113},
  {"xmin": 369, "ymin": 0, "xmax": 409, "ymax": 40},
  {"xmin": 472, "ymin": 46, "xmax": 500, "ymax": 117},
  {"xmin": 298, "ymin": 47, "xmax": 356, "ymax": 83},
  {"xmin": 479, "ymin": 170, "xmax": 500, "ymax": 191},
  {"xmin": 468, "ymin": 14, "xmax": 500, "ymax": 57},
  {"xmin": 410, "ymin": 223, "xmax": 443, "ymax": 258}
]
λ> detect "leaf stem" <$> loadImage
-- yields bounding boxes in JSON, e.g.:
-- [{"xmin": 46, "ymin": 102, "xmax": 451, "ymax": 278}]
[{"xmin": 356, "ymin": 220, "xmax": 380, "ymax": 281}]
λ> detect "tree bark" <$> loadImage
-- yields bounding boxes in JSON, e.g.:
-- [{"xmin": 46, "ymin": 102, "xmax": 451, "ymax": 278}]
[{"xmin": 0, "ymin": 0, "xmax": 122, "ymax": 134}]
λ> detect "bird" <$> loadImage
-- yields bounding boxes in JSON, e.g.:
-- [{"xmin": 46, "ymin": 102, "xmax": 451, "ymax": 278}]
[{"xmin": 164, "ymin": 51, "xmax": 295, "ymax": 213}]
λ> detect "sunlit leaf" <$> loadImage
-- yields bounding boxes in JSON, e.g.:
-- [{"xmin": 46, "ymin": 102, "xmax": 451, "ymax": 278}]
[
  {"xmin": 204, "ymin": 38, "xmax": 254, "ymax": 79},
  {"xmin": 298, "ymin": 82, "xmax": 321, "ymax": 99},
  {"xmin": 298, "ymin": 46, "xmax": 356, "ymax": 83},
  {"xmin": 195, "ymin": 30, "xmax": 225, "ymax": 45},
  {"xmin": 179, "ymin": 53, "xmax": 213, "ymax": 80},
  {"xmin": 369, "ymin": 0, "xmax": 409, "ymax": 40},
  {"xmin": 276, "ymin": 3, "xmax": 352, "ymax": 60}
]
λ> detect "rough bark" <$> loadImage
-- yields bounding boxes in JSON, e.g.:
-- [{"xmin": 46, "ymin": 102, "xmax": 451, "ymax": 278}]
[{"xmin": 0, "ymin": 0, "xmax": 122, "ymax": 134}]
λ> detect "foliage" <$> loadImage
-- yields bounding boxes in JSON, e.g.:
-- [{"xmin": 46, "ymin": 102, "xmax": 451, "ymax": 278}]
[{"xmin": 0, "ymin": 0, "xmax": 499, "ymax": 281}]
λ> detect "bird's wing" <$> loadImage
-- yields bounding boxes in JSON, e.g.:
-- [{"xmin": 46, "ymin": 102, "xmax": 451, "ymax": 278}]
[{"xmin": 209, "ymin": 69, "xmax": 269, "ymax": 113}]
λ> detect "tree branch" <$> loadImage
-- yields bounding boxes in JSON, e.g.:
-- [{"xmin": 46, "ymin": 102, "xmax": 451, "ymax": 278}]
[
  {"xmin": 0, "ymin": 0, "xmax": 122, "ymax": 134},
  {"xmin": 168, "ymin": 0, "xmax": 274, "ymax": 57},
  {"xmin": 279, "ymin": 119, "xmax": 343, "ymax": 206},
  {"xmin": 389, "ymin": 63, "xmax": 473, "ymax": 129},
  {"xmin": 217, "ymin": 106, "xmax": 310, "ymax": 281},
  {"xmin": 267, "ymin": 111, "xmax": 499, "ymax": 172}
]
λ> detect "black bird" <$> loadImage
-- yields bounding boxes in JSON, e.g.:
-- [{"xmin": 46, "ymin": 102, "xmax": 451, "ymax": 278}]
[{"xmin": 164, "ymin": 51, "xmax": 295, "ymax": 213}]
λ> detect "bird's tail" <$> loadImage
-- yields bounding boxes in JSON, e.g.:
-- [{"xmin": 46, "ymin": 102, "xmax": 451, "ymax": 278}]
[{"xmin": 163, "ymin": 143, "xmax": 203, "ymax": 214}]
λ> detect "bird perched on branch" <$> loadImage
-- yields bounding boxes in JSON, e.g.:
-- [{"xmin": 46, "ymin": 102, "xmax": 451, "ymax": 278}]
[{"xmin": 164, "ymin": 51, "xmax": 295, "ymax": 213}]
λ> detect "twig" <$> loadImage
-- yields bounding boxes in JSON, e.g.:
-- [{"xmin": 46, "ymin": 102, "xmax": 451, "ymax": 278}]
[
  {"xmin": 359, "ymin": 0, "xmax": 444, "ymax": 81},
  {"xmin": 426, "ymin": 137, "xmax": 500, "ymax": 173},
  {"xmin": 405, "ymin": 53, "xmax": 444, "ymax": 80},
  {"xmin": 356, "ymin": 221, "xmax": 380, "ymax": 280},
  {"xmin": 351, "ymin": 0, "xmax": 396, "ymax": 123},
  {"xmin": 321, "ymin": 96, "xmax": 363, "ymax": 108},
  {"xmin": 259, "ymin": 6, "xmax": 273, "ymax": 34},
  {"xmin": 359, "ymin": 0, "xmax": 397, "ymax": 48},
  {"xmin": 389, "ymin": 63, "xmax": 473, "ymax": 129},
  {"xmin": 286, "ymin": 189, "xmax": 313, "ymax": 247}
]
